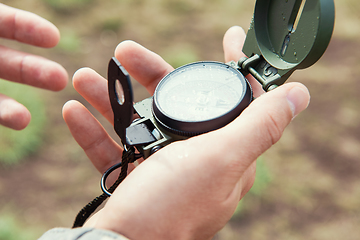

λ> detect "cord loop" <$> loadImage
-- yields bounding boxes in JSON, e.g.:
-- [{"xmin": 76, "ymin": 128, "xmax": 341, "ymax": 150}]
[{"xmin": 72, "ymin": 146, "xmax": 141, "ymax": 228}]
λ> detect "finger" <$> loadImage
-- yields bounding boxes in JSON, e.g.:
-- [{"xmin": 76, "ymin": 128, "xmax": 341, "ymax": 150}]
[
  {"xmin": 114, "ymin": 40, "xmax": 174, "ymax": 94},
  {"xmin": 62, "ymin": 100, "xmax": 122, "ymax": 174},
  {"xmin": 72, "ymin": 68, "xmax": 113, "ymax": 123},
  {"xmin": 0, "ymin": 93, "xmax": 30, "ymax": 130},
  {"xmin": 0, "ymin": 46, "xmax": 68, "ymax": 91},
  {"xmin": 223, "ymin": 26, "xmax": 247, "ymax": 63},
  {"xmin": 223, "ymin": 26, "xmax": 264, "ymax": 97},
  {"xmin": 0, "ymin": 3, "xmax": 60, "ymax": 48}
]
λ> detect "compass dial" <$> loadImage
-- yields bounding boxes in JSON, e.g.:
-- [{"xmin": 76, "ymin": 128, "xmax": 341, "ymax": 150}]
[{"xmin": 152, "ymin": 61, "xmax": 252, "ymax": 136}]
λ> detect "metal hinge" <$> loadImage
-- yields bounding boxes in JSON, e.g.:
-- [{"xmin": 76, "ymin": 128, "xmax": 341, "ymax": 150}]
[{"xmin": 228, "ymin": 54, "xmax": 281, "ymax": 92}]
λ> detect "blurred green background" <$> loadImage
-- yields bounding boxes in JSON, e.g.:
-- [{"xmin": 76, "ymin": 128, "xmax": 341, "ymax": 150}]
[{"xmin": 0, "ymin": 0, "xmax": 359, "ymax": 239}]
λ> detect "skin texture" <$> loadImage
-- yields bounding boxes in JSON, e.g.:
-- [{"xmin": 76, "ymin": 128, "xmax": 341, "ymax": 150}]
[
  {"xmin": 0, "ymin": 3, "xmax": 68, "ymax": 130},
  {"xmin": 63, "ymin": 26, "xmax": 310, "ymax": 240}
]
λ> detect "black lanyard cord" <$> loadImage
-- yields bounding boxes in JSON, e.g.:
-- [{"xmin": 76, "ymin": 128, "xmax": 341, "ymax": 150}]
[{"xmin": 72, "ymin": 147, "xmax": 139, "ymax": 228}]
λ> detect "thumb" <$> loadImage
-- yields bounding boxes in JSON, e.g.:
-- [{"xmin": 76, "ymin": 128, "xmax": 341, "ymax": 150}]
[
  {"xmin": 229, "ymin": 82, "xmax": 310, "ymax": 153},
  {"xmin": 189, "ymin": 82, "xmax": 310, "ymax": 183}
]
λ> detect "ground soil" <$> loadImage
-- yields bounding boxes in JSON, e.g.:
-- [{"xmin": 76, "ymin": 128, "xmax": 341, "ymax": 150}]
[{"xmin": 1, "ymin": 0, "xmax": 360, "ymax": 239}]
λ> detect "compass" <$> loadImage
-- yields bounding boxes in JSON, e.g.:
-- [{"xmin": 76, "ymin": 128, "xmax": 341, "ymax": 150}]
[
  {"xmin": 152, "ymin": 61, "xmax": 252, "ymax": 136},
  {"xmin": 107, "ymin": 0, "xmax": 335, "ymax": 159}
]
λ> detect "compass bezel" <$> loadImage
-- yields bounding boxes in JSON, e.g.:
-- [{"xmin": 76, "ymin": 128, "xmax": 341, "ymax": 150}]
[{"xmin": 152, "ymin": 61, "xmax": 252, "ymax": 136}]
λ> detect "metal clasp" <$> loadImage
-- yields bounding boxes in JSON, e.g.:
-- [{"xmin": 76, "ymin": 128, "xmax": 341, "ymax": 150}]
[{"xmin": 236, "ymin": 55, "xmax": 281, "ymax": 92}]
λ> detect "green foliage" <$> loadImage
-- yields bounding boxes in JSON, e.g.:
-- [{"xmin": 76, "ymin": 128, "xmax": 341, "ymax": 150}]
[
  {"xmin": 232, "ymin": 157, "xmax": 272, "ymax": 216},
  {"xmin": 0, "ymin": 214, "xmax": 40, "ymax": 240},
  {"xmin": 42, "ymin": 0, "xmax": 94, "ymax": 13},
  {"xmin": 162, "ymin": 47, "xmax": 199, "ymax": 69},
  {"xmin": 164, "ymin": 0, "xmax": 197, "ymax": 15},
  {"xmin": 57, "ymin": 31, "xmax": 81, "ymax": 52},
  {"xmin": 0, "ymin": 80, "xmax": 46, "ymax": 165},
  {"xmin": 100, "ymin": 18, "xmax": 125, "ymax": 32},
  {"xmin": 250, "ymin": 157, "xmax": 272, "ymax": 196}
]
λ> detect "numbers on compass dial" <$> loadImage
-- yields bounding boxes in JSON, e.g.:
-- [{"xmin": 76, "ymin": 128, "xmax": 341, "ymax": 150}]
[{"xmin": 155, "ymin": 62, "xmax": 246, "ymax": 122}]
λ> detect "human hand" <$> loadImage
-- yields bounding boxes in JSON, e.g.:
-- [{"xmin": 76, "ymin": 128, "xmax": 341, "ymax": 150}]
[
  {"xmin": 0, "ymin": 3, "xmax": 68, "ymax": 130},
  {"xmin": 63, "ymin": 26, "xmax": 310, "ymax": 240}
]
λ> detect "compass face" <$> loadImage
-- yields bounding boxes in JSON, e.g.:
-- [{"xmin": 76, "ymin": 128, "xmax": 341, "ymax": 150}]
[{"xmin": 152, "ymin": 61, "xmax": 252, "ymax": 136}]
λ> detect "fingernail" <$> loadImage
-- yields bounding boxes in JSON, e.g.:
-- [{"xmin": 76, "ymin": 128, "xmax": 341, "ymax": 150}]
[{"xmin": 286, "ymin": 86, "xmax": 310, "ymax": 118}]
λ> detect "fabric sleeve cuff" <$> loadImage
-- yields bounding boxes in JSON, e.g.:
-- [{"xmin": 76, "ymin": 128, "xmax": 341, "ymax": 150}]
[{"xmin": 38, "ymin": 227, "xmax": 130, "ymax": 240}]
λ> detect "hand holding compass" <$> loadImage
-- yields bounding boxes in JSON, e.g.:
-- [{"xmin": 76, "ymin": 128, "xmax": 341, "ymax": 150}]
[
  {"xmin": 63, "ymin": 27, "xmax": 310, "ymax": 239},
  {"xmin": 63, "ymin": 0, "xmax": 333, "ymax": 238}
]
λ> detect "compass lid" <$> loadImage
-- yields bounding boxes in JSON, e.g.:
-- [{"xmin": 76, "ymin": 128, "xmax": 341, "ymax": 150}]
[{"xmin": 242, "ymin": 0, "xmax": 335, "ymax": 86}]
